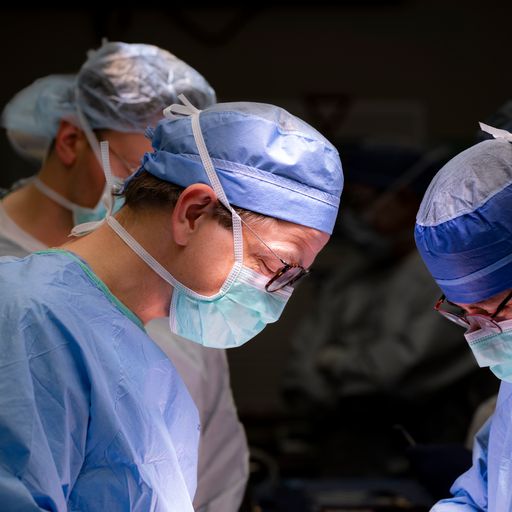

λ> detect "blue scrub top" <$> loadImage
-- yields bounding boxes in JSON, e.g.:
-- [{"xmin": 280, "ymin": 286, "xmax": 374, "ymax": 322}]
[
  {"xmin": 432, "ymin": 381, "xmax": 512, "ymax": 511},
  {"xmin": 0, "ymin": 249, "xmax": 199, "ymax": 511}
]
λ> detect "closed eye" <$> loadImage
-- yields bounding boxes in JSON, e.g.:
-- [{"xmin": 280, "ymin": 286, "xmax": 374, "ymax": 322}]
[{"xmin": 258, "ymin": 258, "xmax": 280, "ymax": 277}]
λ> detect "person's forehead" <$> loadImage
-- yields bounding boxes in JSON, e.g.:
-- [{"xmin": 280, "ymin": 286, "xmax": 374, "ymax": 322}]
[
  {"xmin": 253, "ymin": 216, "xmax": 324, "ymax": 242},
  {"xmin": 460, "ymin": 288, "xmax": 512, "ymax": 308},
  {"xmin": 103, "ymin": 130, "xmax": 150, "ymax": 146},
  {"xmin": 251, "ymin": 219, "xmax": 329, "ymax": 264},
  {"xmin": 104, "ymin": 130, "xmax": 151, "ymax": 158}
]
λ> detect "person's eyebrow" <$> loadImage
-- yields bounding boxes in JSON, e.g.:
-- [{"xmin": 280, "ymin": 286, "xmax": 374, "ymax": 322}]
[{"xmin": 266, "ymin": 243, "xmax": 303, "ymax": 267}]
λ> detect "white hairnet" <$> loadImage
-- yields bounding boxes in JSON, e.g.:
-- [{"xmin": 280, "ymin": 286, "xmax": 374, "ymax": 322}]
[{"xmin": 2, "ymin": 41, "xmax": 216, "ymax": 161}]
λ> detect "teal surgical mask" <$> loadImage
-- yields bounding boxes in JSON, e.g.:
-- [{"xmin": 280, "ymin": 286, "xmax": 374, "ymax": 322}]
[
  {"xmin": 72, "ymin": 177, "xmax": 125, "ymax": 226},
  {"xmin": 170, "ymin": 265, "xmax": 291, "ymax": 348},
  {"xmin": 33, "ymin": 176, "xmax": 125, "ymax": 231},
  {"xmin": 465, "ymin": 319, "xmax": 512, "ymax": 382},
  {"xmin": 72, "ymin": 195, "xmax": 125, "ymax": 226},
  {"xmin": 107, "ymin": 216, "xmax": 292, "ymax": 349},
  {"xmin": 107, "ymin": 217, "xmax": 293, "ymax": 349}
]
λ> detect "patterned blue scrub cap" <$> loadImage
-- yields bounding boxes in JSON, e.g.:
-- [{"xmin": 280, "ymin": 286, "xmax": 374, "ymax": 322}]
[{"xmin": 415, "ymin": 126, "xmax": 512, "ymax": 303}]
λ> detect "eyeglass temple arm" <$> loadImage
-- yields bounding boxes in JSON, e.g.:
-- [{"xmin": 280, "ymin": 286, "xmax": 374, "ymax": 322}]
[
  {"xmin": 434, "ymin": 294, "xmax": 446, "ymax": 311},
  {"xmin": 237, "ymin": 215, "xmax": 289, "ymax": 266},
  {"xmin": 491, "ymin": 289, "xmax": 512, "ymax": 318}
]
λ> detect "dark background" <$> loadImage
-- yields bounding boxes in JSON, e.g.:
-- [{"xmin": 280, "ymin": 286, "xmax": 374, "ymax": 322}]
[{"xmin": 1, "ymin": 1, "xmax": 510, "ymax": 186}]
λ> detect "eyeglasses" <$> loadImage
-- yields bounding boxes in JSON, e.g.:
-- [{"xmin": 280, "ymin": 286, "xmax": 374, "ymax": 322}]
[
  {"xmin": 434, "ymin": 290, "xmax": 512, "ymax": 332},
  {"xmin": 108, "ymin": 144, "xmax": 140, "ymax": 178},
  {"xmin": 237, "ymin": 215, "xmax": 309, "ymax": 292}
]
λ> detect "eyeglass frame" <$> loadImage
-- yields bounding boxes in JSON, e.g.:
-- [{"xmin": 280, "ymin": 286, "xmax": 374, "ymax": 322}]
[
  {"xmin": 108, "ymin": 144, "xmax": 141, "ymax": 177},
  {"xmin": 235, "ymin": 213, "xmax": 310, "ymax": 293},
  {"xmin": 434, "ymin": 289, "xmax": 512, "ymax": 331}
]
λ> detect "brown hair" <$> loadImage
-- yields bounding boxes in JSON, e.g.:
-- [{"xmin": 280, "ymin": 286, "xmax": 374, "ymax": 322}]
[{"xmin": 123, "ymin": 171, "xmax": 270, "ymax": 229}]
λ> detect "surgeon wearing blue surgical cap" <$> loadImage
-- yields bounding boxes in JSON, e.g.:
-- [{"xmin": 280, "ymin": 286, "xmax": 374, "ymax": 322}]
[
  {"xmin": 415, "ymin": 124, "xmax": 512, "ymax": 511},
  {"xmin": 0, "ymin": 98, "xmax": 343, "ymax": 511}
]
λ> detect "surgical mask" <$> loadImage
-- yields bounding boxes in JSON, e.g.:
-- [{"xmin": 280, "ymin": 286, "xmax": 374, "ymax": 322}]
[
  {"xmin": 73, "ymin": 193, "xmax": 125, "ymax": 226},
  {"xmin": 105, "ymin": 95, "xmax": 293, "ymax": 348},
  {"xmin": 172, "ymin": 267, "xmax": 291, "ymax": 348},
  {"xmin": 33, "ymin": 176, "xmax": 125, "ymax": 228},
  {"xmin": 465, "ymin": 319, "xmax": 512, "ymax": 382},
  {"xmin": 108, "ymin": 217, "xmax": 292, "ymax": 348},
  {"xmin": 32, "ymin": 96, "xmax": 127, "ymax": 235}
]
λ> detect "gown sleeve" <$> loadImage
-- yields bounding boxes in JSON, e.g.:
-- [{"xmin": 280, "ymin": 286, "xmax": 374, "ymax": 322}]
[
  {"xmin": 0, "ymin": 306, "xmax": 90, "ymax": 511},
  {"xmin": 431, "ymin": 418, "xmax": 491, "ymax": 511}
]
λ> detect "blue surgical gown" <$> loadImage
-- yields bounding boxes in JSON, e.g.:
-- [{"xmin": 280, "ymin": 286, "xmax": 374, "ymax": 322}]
[
  {"xmin": 432, "ymin": 381, "xmax": 512, "ymax": 511},
  {"xmin": 0, "ymin": 249, "xmax": 200, "ymax": 511}
]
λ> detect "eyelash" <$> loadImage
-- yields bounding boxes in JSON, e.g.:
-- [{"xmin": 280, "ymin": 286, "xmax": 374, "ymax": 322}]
[{"xmin": 258, "ymin": 258, "xmax": 278, "ymax": 276}]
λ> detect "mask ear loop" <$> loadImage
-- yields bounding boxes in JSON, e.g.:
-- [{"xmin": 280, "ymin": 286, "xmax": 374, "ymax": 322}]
[
  {"xmin": 33, "ymin": 177, "xmax": 82, "ymax": 211},
  {"xmin": 105, "ymin": 94, "xmax": 244, "ymax": 300},
  {"xmin": 75, "ymin": 89, "xmax": 103, "ymax": 165},
  {"xmin": 70, "ymin": 140, "xmax": 115, "ymax": 236},
  {"xmin": 165, "ymin": 94, "xmax": 244, "ymax": 270},
  {"xmin": 70, "ymin": 88, "xmax": 117, "ymax": 236}
]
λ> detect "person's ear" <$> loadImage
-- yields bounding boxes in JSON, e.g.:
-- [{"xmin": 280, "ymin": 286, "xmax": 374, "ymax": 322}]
[
  {"xmin": 171, "ymin": 184, "xmax": 218, "ymax": 246},
  {"xmin": 53, "ymin": 120, "xmax": 87, "ymax": 167}
]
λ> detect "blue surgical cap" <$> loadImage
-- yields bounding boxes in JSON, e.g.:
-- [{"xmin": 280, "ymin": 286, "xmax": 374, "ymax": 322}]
[
  {"xmin": 415, "ymin": 139, "xmax": 512, "ymax": 303},
  {"xmin": 139, "ymin": 102, "xmax": 343, "ymax": 234},
  {"xmin": 1, "ymin": 41, "xmax": 216, "ymax": 161}
]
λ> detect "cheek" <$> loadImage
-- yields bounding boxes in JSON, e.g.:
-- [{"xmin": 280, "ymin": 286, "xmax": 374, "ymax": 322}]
[
  {"xmin": 184, "ymin": 225, "xmax": 236, "ymax": 295},
  {"xmin": 71, "ymin": 153, "xmax": 106, "ymax": 207},
  {"xmin": 87, "ymin": 159, "xmax": 107, "ymax": 205},
  {"xmin": 206, "ymin": 235, "xmax": 236, "ymax": 288}
]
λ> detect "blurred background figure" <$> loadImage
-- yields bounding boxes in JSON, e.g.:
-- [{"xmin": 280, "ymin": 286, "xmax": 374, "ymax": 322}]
[
  {"xmin": 277, "ymin": 141, "xmax": 499, "ymax": 495},
  {"xmin": 267, "ymin": 104, "xmax": 512, "ymax": 510},
  {"xmin": 0, "ymin": 40, "xmax": 249, "ymax": 512}
]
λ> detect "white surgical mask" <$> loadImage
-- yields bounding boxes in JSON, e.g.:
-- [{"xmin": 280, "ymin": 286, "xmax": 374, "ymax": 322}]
[{"xmin": 105, "ymin": 95, "xmax": 293, "ymax": 348}]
